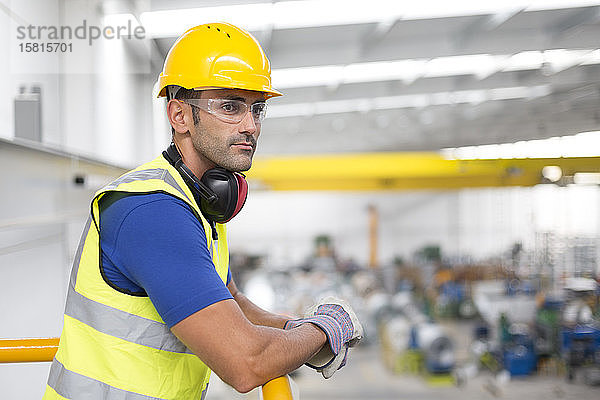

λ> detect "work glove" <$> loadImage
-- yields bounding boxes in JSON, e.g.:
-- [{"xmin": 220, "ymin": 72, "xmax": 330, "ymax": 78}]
[{"xmin": 284, "ymin": 296, "xmax": 363, "ymax": 378}]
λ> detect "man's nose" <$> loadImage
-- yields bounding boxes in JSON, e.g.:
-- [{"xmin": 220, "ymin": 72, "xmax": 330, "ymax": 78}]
[{"xmin": 239, "ymin": 110, "xmax": 258, "ymax": 135}]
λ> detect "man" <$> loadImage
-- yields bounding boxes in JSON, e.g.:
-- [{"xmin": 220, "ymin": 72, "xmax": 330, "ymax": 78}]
[{"xmin": 43, "ymin": 22, "xmax": 362, "ymax": 399}]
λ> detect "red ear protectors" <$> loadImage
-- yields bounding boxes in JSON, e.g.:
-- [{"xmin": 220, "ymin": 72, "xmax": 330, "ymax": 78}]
[{"xmin": 163, "ymin": 143, "xmax": 248, "ymax": 224}]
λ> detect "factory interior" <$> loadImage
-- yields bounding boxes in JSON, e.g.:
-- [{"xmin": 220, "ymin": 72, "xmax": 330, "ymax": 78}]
[{"xmin": 2, "ymin": 0, "xmax": 600, "ymax": 399}]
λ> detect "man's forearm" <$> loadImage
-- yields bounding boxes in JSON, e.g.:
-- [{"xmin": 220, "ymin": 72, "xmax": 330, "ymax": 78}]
[
  {"xmin": 233, "ymin": 289, "xmax": 289, "ymax": 329},
  {"xmin": 239, "ymin": 322, "xmax": 327, "ymax": 391},
  {"xmin": 173, "ymin": 299, "xmax": 327, "ymax": 393}
]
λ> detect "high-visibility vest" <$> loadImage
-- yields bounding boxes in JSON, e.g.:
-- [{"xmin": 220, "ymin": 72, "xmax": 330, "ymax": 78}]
[{"xmin": 43, "ymin": 155, "xmax": 230, "ymax": 399}]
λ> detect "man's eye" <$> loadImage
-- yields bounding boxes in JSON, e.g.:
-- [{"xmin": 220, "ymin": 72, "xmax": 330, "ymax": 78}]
[
  {"xmin": 220, "ymin": 102, "xmax": 241, "ymax": 114},
  {"xmin": 252, "ymin": 104, "xmax": 266, "ymax": 116}
]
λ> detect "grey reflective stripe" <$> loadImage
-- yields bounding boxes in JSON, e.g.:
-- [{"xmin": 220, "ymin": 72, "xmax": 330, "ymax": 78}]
[
  {"xmin": 162, "ymin": 171, "xmax": 188, "ymax": 201},
  {"xmin": 102, "ymin": 168, "xmax": 190, "ymax": 202},
  {"xmin": 69, "ymin": 217, "xmax": 92, "ymax": 287},
  {"xmin": 65, "ymin": 284, "xmax": 191, "ymax": 354},
  {"xmin": 48, "ymin": 358, "xmax": 168, "ymax": 400},
  {"xmin": 104, "ymin": 169, "xmax": 167, "ymax": 190}
]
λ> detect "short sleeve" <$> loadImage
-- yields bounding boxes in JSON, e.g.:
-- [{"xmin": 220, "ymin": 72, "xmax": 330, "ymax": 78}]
[{"xmin": 106, "ymin": 194, "xmax": 233, "ymax": 327}]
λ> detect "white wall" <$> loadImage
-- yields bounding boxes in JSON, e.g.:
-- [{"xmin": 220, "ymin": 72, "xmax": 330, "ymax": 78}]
[
  {"xmin": 3, "ymin": 0, "xmax": 159, "ymax": 165},
  {"xmin": 0, "ymin": 140, "xmax": 125, "ymax": 399},
  {"xmin": 0, "ymin": 4, "xmax": 10, "ymax": 137}
]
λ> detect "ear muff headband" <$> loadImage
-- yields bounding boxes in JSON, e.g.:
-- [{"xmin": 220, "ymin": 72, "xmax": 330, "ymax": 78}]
[{"xmin": 162, "ymin": 143, "xmax": 248, "ymax": 223}]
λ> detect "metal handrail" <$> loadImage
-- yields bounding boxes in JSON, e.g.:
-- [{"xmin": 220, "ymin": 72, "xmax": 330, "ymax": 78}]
[
  {"xmin": 0, "ymin": 337, "xmax": 59, "ymax": 363},
  {"xmin": 261, "ymin": 375, "xmax": 294, "ymax": 400},
  {"xmin": 0, "ymin": 338, "xmax": 295, "ymax": 399}
]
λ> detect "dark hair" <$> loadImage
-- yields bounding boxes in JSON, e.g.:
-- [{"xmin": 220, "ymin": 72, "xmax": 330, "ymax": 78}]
[{"xmin": 171, "ymin": 86, "xmax": 201, "ymax": 125}]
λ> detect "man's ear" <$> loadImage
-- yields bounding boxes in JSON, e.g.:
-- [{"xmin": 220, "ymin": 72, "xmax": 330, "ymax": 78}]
[{"xmin": 167, "ymin": 99, "xmax": 190, "ymax": 134}]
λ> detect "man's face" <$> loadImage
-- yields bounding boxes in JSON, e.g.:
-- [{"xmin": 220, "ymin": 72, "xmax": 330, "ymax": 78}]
[{"xmin": 188, "ymin": 88, "xmax": 266, "ymax": 172}]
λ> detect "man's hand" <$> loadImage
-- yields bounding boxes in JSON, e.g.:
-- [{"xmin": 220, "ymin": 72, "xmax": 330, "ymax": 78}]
[{"xmin": 284, "ymin": 296, "xmax": 363, "ymax": 378}]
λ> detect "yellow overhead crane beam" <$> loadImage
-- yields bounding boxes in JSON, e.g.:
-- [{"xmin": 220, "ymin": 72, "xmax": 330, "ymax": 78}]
[{"xmin": 246, "ymin": 152, "xmax": 600, "ymax": 191}]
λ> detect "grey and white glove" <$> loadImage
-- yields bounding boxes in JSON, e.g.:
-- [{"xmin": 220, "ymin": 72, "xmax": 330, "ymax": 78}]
[{"xmin": 284, "ymin": 296, "xmax": 363, "ymax": 378}]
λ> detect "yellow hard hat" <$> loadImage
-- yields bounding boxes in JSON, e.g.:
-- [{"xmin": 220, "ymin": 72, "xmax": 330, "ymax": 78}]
[{"xmin": 156, "ymin": 23, "xmax": 282, "ymax": 99}]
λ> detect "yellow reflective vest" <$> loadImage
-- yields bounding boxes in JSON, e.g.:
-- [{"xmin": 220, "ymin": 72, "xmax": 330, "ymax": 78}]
[{"xmin": 43, "ymin": 155, "xmax": 230, "ymax": 399}]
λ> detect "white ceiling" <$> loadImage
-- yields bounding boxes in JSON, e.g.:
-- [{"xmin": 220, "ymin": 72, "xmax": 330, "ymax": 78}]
[{"xmin": 144, "ymin": 1, "xmax": 600, "ymax": 155}]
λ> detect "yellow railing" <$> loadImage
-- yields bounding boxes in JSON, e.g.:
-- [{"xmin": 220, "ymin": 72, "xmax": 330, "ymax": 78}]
[
  {"xmin": 261, "ymin": 375, "xmax": 294, "ymax": 400},
  {"xmin": 0, "ymin": 338, "xmax": 294, "ymax": 399},
  {"xmin": 0, "ymin": 338, "xmax": 59, "ymax": 363}
]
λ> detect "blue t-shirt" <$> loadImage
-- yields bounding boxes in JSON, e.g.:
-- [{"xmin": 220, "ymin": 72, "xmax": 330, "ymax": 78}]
[{"xmin": 99, "ymin": 192, "xmax": 233, "ymax": 327}]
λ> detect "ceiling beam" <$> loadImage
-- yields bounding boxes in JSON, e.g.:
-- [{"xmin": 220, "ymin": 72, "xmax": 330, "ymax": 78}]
[
  {"xmin": 455, "ymin": 7, "xmax": 525, "ymax": 51},
  {"xmin": 247, "ymin": 153, "xmax": 600, "ymax": 191},
  {"xmin": 551, "ymin": 6, "xmax": 600, "ymax": 39},
  {"xmin": 271, "ymin": 26, "xmax": 599, "ymax": 69},
  {"xmin": 360, "ymin": 18, "xmax": 398, "ymax": 56}
]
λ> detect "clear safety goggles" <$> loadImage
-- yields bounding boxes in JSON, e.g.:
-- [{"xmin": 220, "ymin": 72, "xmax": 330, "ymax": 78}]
[{"xmin": 182, "ymin": 98, "xmax": 267, "ymax": 124}]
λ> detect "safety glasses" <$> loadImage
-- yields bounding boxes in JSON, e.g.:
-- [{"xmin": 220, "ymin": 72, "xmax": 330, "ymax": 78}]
[{"xmin": 182, "ymin": 98, "xmax": 267, "ymax": 124}]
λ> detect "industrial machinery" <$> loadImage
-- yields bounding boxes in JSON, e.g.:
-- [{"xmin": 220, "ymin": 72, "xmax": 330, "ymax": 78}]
[
  {"xmin": 383, "ymin": 292, "xmax": 455, "ymax": 375},
  {"xmin": 414, "ymin": 323, "xmax": 456, "ymax": 374},
  {"xmin": 561, "ymin": 324, "xmax": 600, "ymax": 383},
  {"xmin": 534, "ymin": 296, "xmax": 563, "ymax": 358},
  {"xmin": 502, "ymin": 325, "xmax": 538, "ymax": 377},
  {"xmin": 560, "ymin": 277, "xmax": 600, "ymax": 384}
]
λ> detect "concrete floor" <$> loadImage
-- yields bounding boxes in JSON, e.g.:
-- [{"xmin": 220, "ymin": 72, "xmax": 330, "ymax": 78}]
[
  {"xmin": 208, "ymin": 321, "xmax": 600, "ymax": 400},
  {"xmin": 290, "ymin": 345, "xmax": 599, "ymax": 400}
]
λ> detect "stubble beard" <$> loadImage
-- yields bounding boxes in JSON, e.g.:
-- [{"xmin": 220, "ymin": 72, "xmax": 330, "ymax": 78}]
[{"xmin": 191, "ymin": 126, "xmax": 255, "ymax": 173}]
